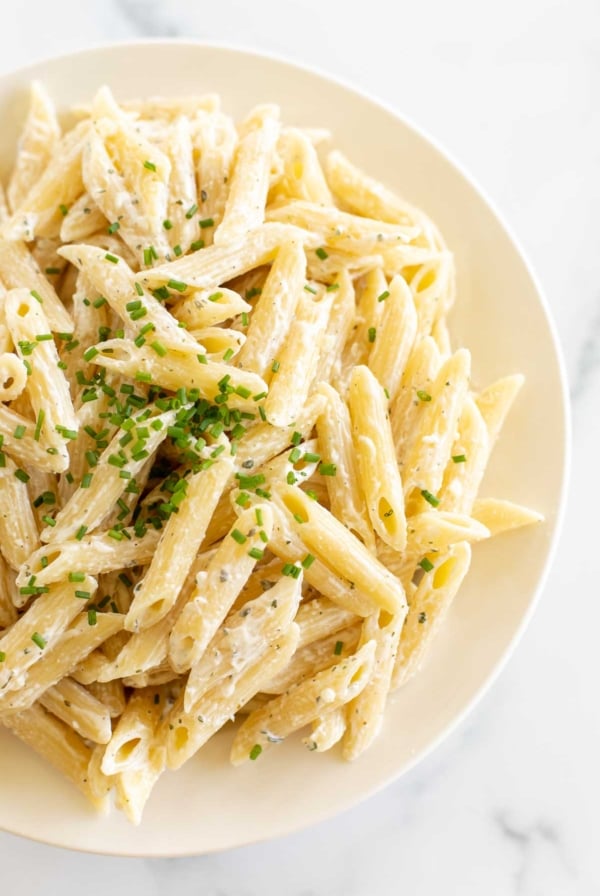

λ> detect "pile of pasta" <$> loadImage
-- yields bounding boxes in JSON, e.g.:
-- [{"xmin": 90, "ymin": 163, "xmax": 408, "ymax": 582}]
[{"xmin": 0, "ymin": 83, "xmax": 541, "ymax": 823}]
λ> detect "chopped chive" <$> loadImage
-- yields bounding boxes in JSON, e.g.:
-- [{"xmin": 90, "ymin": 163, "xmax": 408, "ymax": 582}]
[
  {"xmin": 231, "ymin": 529, "xmax": 247, "ymax": 545},
  {"xmin": 35, "ymin": 333, "xmax": 53, "ymax": 342},
  {"xmin": 68, "ymin": 572, "xmax": 86, "ymax": 582},
  {"xmin": 368, "ymin": 327, "xmax": 377, "ymax": 343},
  {"xmin": 173, "ymin": 244, "xmax": 183, "ymax": 257},
  {"xmin": 42, "ymin": 515, "xmax": 56, "ymax": 527},
  {"xmin": 105, "ymin": 253, "xmax": 119, "ymax": 264},
  {"xmin": 0, "ymin": 651, "xmax": 5, "ymax": 662},
  {"xmin": 108, "ymin": 221, "xmax": 120, "ymax": 234},
  {"xmin": 271, "ymin": 360, "xmax": 280, "ymax": 373},
  {"xmin": 14, "ymin": 469, "xmax": 29, "ymax": 483},
  {"xmin": 93, "ymin": 296, "xmax": 107, "ymax": 308},
  {"xmin": 289, "ymin": 447, "xmax": 301, "ymax": 464},
  {"xmin": 318, "ymin": 463, "xmax": 337, "ymax": 476},
  {"xmin": 143, "ymin": 159, "xmax": 157, "ymax": 171},
  {"xmin": 190, "ymin": 239, "xmax": 204, "ymax": 251},
  {"xmin": 377, "ymin": 290, "xmax": 390, "ymax": 302},
  {"xmin": 75, "ymin": 590, "xmax": 91, "ymax": 600},
  {"xmin": 150, "ymin": 340, "xmax": 168, "ymax": 357},
  {"xmin": 418, "ymin": 557, "xmax": 435, "ymax": 572},
  {"xmin": 83, "ymin": 347, "xmax": 99, "ymax": 362},
  {"xmin": 416, "ymin": 390, "xmax": 432, "ymax": 402},
  {"xmin": 248, "ymin": 547, "xmax": 264, "ymax": 560},
  {"xmin": 75, "ymin": 525, "xmax": 88, "ymax": 540},
  {"xmin": 452, "ymin": 454, "xmax": 467, "ymax": 463},
  {"xmin": 303, "ymin": 452, "xmax": 320, "ymax": 463},
  {"xmin": 315, "ymin": 247, "xmax": 328, "ymax": 260},
  {"xmin": 301, "ymin": 553, "xmax": 315, "ymax": 569},
  {"xmin": 163, "ymin": 219, "xmax": 173, "ymax": 230},
  {"xmin": 58, "ymin": 204, "xmax": 69, "ymax": 217},
  {"xmin": 186, "ymin": 203, "xmax": 198, "ymax": 219},
  {"xmin": 167, "ymin": 278, "xmax": 187, "ymax": 293},
  {"xmin": 291, "ymin": 431, "xmax": 302, "ymax": 446},
  {"xmin": 255, "ymin": 508, "xmax": 264, "ymax": 526},
  {"xmin": 304, "ymin": 284, "xmax": 317, "ymax": 294},
  {"xmin": 40, "ymin": 556, "xmax": 49, "ymax": 569},
  {"xmin": 241, "ymin": 312, "xmax": 249, "ymax": 327},
  {"xmin": 31, "ymin": 632, "xmax": 46, "ymax": 649},
  {"xmin": 81, "ymin": 473, "xmax": 93, "ymax": 488},
  {"xmin": 208, "ymin": 291, "xmax": 222, "ymax": 302},
  {"xmin": 223, "ymin": 348, "xmax": 235, "ymax": 362},
  {"xmin": 282, "ymin": 563, "xmax": 301, "ymax": 579},
  {"xmin": 420, "ymin": 489, "xmax": 440, "ymax": 507},
  {"xmin": 326, "ymin": 283, "xmax": 340, "ymax": 292},
  {"xmin": 14, "ymin": 424, "xmax": 26, "ymax": 440},
  {"xmin": 249, "ymin": 744, "xmax": 262, "ymax": 760},
  {"xmin": 45, "ymin": 266, "xmax": 61, "ymax": 275},
  {"xmin": 334, "ymin": 640, "xmax": 343, "ymax": 655},
  {"xmin": 199, "ymin": 217, "xmax": 214, "ymax": 228},
  {"xmin": 87, "ymin": 608, "xmax": 97, "ymax": 626},
  {"xmin": 236, "ymin": 492, "xmax": 250, "ymax": 507},
  {"xmin": 30, "ymin": 290, "xmax": 43, "ymax": 303}
]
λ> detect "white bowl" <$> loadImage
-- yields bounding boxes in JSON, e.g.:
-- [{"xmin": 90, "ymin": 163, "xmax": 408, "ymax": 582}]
[{"xmin": 0, "ymin": 41, "xmax": 569, "ymax": 856}]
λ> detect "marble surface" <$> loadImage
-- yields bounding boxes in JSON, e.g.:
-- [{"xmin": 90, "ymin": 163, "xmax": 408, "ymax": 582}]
[{"xmin": 0, "ymin": 0, "xmax": 597, "ymax": 892}]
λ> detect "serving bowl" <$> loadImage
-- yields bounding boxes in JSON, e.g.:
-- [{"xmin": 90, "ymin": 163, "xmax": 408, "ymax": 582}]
[{"xmin": 0, "ymin": 40, "xmax": 569, "ymax": 856}]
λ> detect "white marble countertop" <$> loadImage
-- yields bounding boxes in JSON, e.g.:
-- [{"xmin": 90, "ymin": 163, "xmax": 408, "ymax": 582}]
[{"xmin": 0, "ymin": 0, "xmax": 597, "ymax": 892}]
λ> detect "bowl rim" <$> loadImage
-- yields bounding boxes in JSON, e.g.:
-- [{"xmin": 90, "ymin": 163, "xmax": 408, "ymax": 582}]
[{"xmin": 0, "ymin": 37, "xmax": 572, "ymax": 857}]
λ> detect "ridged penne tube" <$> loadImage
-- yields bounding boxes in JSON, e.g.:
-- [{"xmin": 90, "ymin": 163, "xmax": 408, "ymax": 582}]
[
  {"xmin": 194, "ymin": 110, "xmax": 238, "ymax": 245},
  {"xmin": 40, "ymin": 677, "xmax": 112, "ymax": 744},
  {"xmin": 409, "ymin": 252, "xmax": 455, "ymax": 338},
  {"xmin": 0, "ymin": 454, "xmax": 40, "ymax": 571},
  {"xmin": 58, "ymin": 244, "xmax": 202, "ymax": 354},
  {"xmin": 274, "ymin": 127, "xmax": 333, "ymax": 205},
  {"xmin": 295, "ymin": 597, "xmax": 358, "ymax": 649},
  {"xmin": 5, "ymin": 288, "xmax": 78, "ymax": 466},
  {"xmin": 391, "ymin": 336, "xmax": 440, "ymax": 464},
  {"xmin": 348, "ymin": 365, "xmax": 407, "ymax": 551},
  {"xmin": 0, "ymin": 239, "xmax": 72, "ymax": 332},
  {"xmin": 439, "ymin": 397, "xmax": 490, "ymax": 514},
  {"xmin": 266, "ymin": 201, "xmax": 419, "ymax": 252},
  {"xmin": 214, "ymin": 104, "xmax": 280, "ymax": 246},
  {"xmin": 125, "ymin": 458, "xmax": 233, "ymax": 632},
  {"xmin": 230, "ymin": 639, "xmax": 376, "ymax": 764},
  {"xmin": 164, "ymin": 626, "xmax": 299, "ymax": 770},
  {"xmin": 316, "ymin": 384, "xmax": 374, "ymax": 548},
  {"xmin": 172, "ymin": 287, "xmax": 251, "ymax": 329},
  {"xmin": 342, "ymin": 609, "xmax": 404, "ymax": 760},
  {"xmin": 471, "ymin": 498, "xmax": 543, "ymax": 536},
  {"xmin": 325, "ymin": 149, "xmax": 445, "ymax": 250},
  {"xmin": 116, "ymin": 743, "xmax": 166, "ymax": 826},
  {"xmin": 7, "ymin": 81, "xmax": 60, "ymax": 212},
  {"xmin": 391, "ymin": 542, "xmax": 471, "ymax": 690},
  {"xmin": 169, "ymin": 503, "xmax": 274, "ymax": 672},
  {"xmin": 93, "ymin": 339, "xmax": 266, "ymax": 408},
  {"xmin": 84, "ymin": 91, "xmax": 171, "ymax": 262},
  {"xmin": 141, "ymin": 223, "xmax": 318, "ymax": 290},
  {"xmin": 3, "ymin": 121, "xmax": 88, "ymax": 241},
  {"xmin": 236, "ymin": 239, "xmax": 305, "ymax": 377},
  {"xmin": 315, "ymin": 269, "xmax": 355, "ymax": 386},
  {"xmin": 0, "ymin": 575, "xmax": 97, "ymax": 693},
  {"xmin": 59, "ymin": 192, "xmax": 106, "ymax": 242},
  {"xmin": 101, "ymin": 687, "xmax": 163, "ymax": 775},
  {"xmin": 303, "ymin": 708, "xmax": 346, "ymax": 752},
  {"xmin": 274, "ymin": 484, "xmax": 407, "ymax": 616},
  {"xmin": 0, "ymin": 612, "xmax": 124, "ymax": 712},
  {"xmin": 40, "ymin": 406, "xmax": 176, "ymax": 543},
  {"xmin": 17, "ymin": 527, "xmax": 160, "ymax": 587},
  {"xmin": 87, "ymin": 680, "xmax": 126, "ymax": 718},
  {"xmin": 0, "ymin": 351, "xmax": 27, "ymax": 401},
  {"xmin": 368, "ymin": 274, "xmax": 417, "ymax": 400},
  {"xmin": 402, "ymin": 349, "xmax": 471, "ymax": 500},
  {"xmin": 264, "ymin": 291, "xmax": 331, "ymax": 427},
  {"xmin": 2, "ymin": 703, "xmax": 102, "ymax": 809},
  {"xmin": 191, "ymin": 326, "xmax": 245, "ymax": 360},
  {"xmin": 184, "ymin": 574, "xmax": 301, "ymax": 711},
  {"xmin": 267, "ymin": 501, "xmax": 375, "ymax": 617},
  {"xmin": 162, "ymin": 116, "xmax": 198, "ymax": 254},
  {"xmin": 476, "ymin": 374, "xmax": 524, "ymax": 446},
  {"xmin": 261, "ymin": 624, "xmax": 361, "ymax": 694}
]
